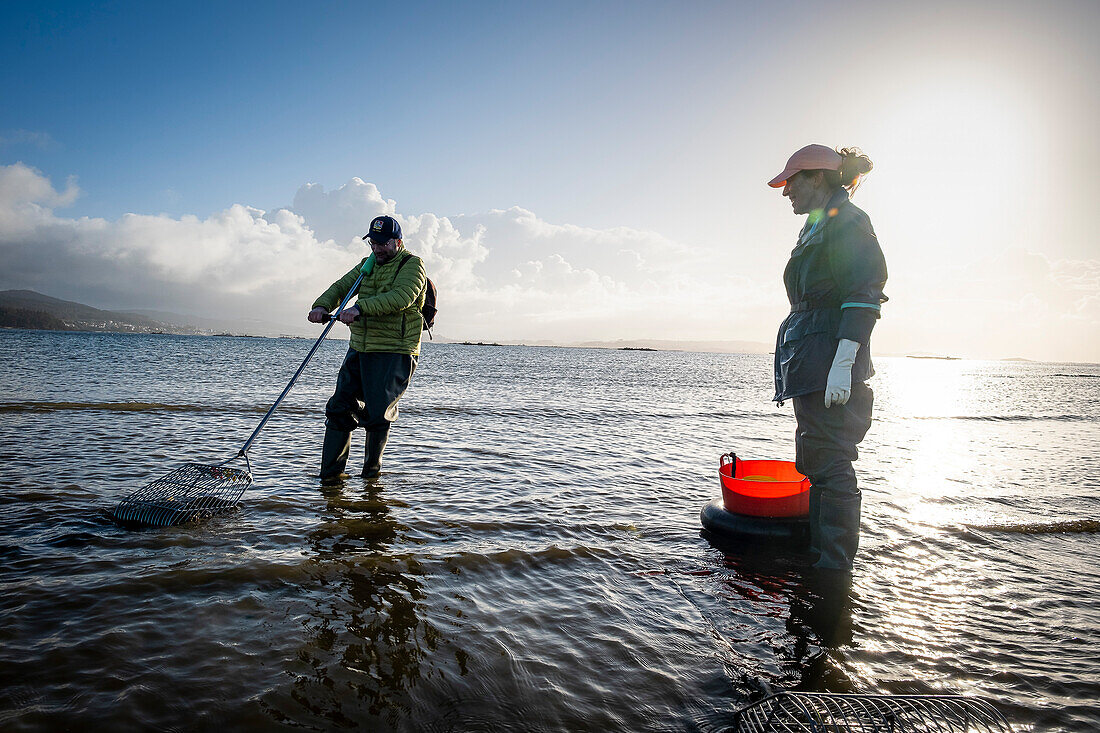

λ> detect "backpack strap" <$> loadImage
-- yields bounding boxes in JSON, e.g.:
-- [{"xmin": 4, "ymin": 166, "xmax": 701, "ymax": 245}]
[
  {"xmin": 393, "ymin": 252, "xmax": 431, "ymax": 339},
  {"xmin": 394, "ymin": 251, "xmax": 415, "ymax": 273},
  {"xmin": 394, "ymin": 251, "xmax": 426, "ymax": 298}
]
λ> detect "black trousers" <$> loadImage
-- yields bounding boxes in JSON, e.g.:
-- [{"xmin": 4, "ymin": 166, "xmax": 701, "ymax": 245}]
[
  {"xmin": 792, "ymin": 382, "xmax": 874, "ymax": 570},
  {"xmin": 325, "ymin": 350, "xmax": 417, "ymax": 433}
]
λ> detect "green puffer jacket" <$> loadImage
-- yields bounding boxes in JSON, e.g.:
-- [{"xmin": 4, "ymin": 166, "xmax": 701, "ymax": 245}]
[{"xmin": 313, "ymin": 250, "xmax": 427, "ymax": 356}]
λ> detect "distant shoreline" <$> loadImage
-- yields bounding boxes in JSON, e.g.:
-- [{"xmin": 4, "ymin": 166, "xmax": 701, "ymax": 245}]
[{"xmin": 2, "ymin": 327, "xmax": 1094, "ymax": 365}]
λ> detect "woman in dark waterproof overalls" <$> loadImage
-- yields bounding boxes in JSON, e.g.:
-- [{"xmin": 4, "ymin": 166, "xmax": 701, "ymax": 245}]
[{"xmin": 768, "ymin": 145, "xmax": 887, "ymax": 571}]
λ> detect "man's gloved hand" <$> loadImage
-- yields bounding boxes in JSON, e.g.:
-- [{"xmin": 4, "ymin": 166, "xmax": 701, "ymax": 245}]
[
  {"xmin": 338, "ymin": 305, "xmax": 361, "ymax": 325},
  {"xmin": 825, "ymin": 338, "xmax": 861, "ymax": 408},
  {"xmin": 308, "ymin": 307, "xmax": 329, "ymax": 324}
]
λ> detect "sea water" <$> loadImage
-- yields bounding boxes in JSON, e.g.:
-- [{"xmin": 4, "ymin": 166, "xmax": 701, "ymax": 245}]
[{"xmin": 0, "ymin": 330, "xmax": 1097, "ymax": 731}]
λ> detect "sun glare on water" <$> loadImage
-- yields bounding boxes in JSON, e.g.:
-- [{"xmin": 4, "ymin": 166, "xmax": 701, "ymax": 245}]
[{"xmin": 874, "ymin": 359, "xmax": 981, "ymax": 529}]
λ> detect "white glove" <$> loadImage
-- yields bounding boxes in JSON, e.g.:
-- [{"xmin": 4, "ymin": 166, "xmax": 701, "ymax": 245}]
[{"xmin": 825, "ymin": 338, "xmax": 861, "ymax": 408}]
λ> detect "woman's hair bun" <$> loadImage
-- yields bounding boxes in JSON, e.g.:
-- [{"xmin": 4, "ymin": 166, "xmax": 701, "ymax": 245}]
[
  {"xmin": 837, "ymin": 147, "xmax": 873, "ymax": 182},
  {"xmin": 828, "ymin": 147, "xmax": 873, "ymax": 192}
]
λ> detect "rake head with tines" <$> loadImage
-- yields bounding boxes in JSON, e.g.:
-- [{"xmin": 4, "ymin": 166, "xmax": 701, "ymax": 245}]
[
  {"xmin": 110, "ymin": 457, "xmax": 253, "ymax": 527},
  {"xmin": 732, "ymin": 692, "xmax": 1012, "ymax": 733}
]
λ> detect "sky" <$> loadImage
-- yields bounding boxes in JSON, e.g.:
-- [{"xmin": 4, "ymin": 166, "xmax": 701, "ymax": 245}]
[{"xmin": 1, "ymin": 0, "xmax": 1098, "ymax": 362}]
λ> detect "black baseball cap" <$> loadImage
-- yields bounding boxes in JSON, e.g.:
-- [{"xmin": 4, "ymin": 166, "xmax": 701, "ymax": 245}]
[{"xmin": 363, "ymin": 215, "xmax": 402, "ymax": 244}]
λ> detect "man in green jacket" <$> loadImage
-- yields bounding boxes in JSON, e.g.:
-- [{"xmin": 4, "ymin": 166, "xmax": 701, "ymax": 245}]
[{"xmin": 308, "ymin": 215, "xmax": 427, "ymax": 479}]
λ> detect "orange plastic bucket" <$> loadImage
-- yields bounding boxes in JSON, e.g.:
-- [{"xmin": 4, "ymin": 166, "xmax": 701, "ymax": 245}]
[{"xmin": 718, "ymin": 454, "xmax": 810, "ymax": 518}]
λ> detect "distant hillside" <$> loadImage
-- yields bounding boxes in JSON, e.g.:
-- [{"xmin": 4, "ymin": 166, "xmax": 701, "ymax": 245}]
[
  {"xmin": 0, "ymin": 306, "xmax": 72, "ymax": 331},
  {"xmin": 0, "ymin": 289, "xmax": 325, "ymax": 338},
  {"xmin": 0, "ymin": 290, "xmax": 193, "ymax": 334}
]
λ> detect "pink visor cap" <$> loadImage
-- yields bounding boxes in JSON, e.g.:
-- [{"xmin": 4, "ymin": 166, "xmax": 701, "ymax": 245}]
[{"xmin": 767, "ymin": 144, "xmax": 842, "ymax": 188}]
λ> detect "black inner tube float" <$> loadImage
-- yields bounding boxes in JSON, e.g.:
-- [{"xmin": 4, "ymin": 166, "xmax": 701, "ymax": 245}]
[{"xmin": 700, "ymin": 453, "xmax": 810, "ymax": 546}]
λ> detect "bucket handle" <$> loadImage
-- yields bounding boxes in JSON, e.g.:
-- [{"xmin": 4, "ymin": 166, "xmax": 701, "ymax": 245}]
[{"xmin": 720, "ymin": 452, "xmax": 738, "ymax": 477}]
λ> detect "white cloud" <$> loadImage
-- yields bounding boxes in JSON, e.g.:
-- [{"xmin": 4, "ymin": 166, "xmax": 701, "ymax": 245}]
[
  {"xmin": 0, "ymin": 163, "xmax": 1096, "ymax": 360},
  {"xmin": 0, "ymin": 162, "xmax": 79, "ymax": 232},
  {"xmin": 0, "ymin": 165, "xmax": 753, "ymax": 341},
  {"xmin": 288, "ymin": 178, "xmax": 396, "ymax": 245},
  {"xmin": 281, "ymin": 186, "xmax": 779, "ymax": 342},
  {"xmin": 878, "ymin": 247, "xmax": 1100, "ymax": 361},
  {"xmin": 0, "ymin": 164, "xmax": 341, "ymax": 320}
]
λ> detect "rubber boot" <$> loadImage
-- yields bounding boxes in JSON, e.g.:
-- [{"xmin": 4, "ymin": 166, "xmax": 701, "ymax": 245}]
[
  {"xmin": 812, "ymin": 493, "xmax": 861, "ymax": 571},
  {"xmin": 319, "ymin": 428, "xmax": 352, "ymax": 481},
  {"xmin": 362, "ymin": 425, "xmax": 390, "ymax": 479}
]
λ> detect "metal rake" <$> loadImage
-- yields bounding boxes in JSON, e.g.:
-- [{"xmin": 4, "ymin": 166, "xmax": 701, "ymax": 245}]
[
  {"xmin": 108, "ymin": 271, "xmax": 365, "ymax": 528},
  {"xmin": 110, "ymin": 460, "xmax": 254, "ymax": 526},
  {"xmin": 732, "ymin": 691, "xmax": 1012, "ymax": 733}
]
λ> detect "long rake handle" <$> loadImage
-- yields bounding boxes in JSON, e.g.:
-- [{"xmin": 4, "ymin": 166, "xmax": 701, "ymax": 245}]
[{"xmin": 238, "ymin": 271, "xmax": 365, "ymax": 456}]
